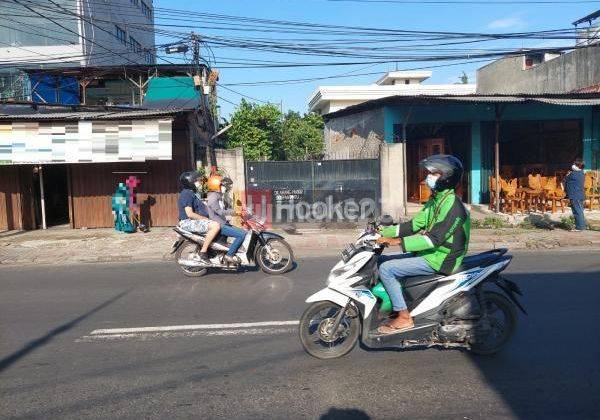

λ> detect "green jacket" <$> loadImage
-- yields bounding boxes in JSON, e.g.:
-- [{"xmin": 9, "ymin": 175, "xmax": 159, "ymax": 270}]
[{"xmin": 382, "ymin": 189, "xmax": 470, "ymax": 274}]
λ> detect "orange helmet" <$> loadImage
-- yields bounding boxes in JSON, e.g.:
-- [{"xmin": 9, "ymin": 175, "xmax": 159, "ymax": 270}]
[{"xmin": 206, "ymin": 175, "xmax": 223, "ymax": 192}]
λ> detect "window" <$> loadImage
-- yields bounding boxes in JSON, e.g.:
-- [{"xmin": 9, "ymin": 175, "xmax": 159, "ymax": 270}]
[
  {"xmin": 115, "ymin": 25, "xmax": 126, "ymax": 44},
  {"xmin": 130, "ymin": 0, "xmax": 139, "ymax": 5},
  {"xmin": 129, "ymin": 35, "xmax": 141, "ymax": 52},
  {"xmin": 141, "ymin": 1, "xmax": 152, "ymax": 18},
  {"xmin": 144, "ymin": 50, "xmax": 154, "ymax": 64}
]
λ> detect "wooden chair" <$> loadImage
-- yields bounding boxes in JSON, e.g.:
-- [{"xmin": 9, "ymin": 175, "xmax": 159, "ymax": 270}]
[
  {"xmin": 519, "ymin": 174, "xmax": 544, "ymax": 212},
  {"xmin": 584, "ymin": 172, "xmax": 600, "ymax": 210},
  {"xmin": 553, "ymin": 184, "xmax": 569, "ymax": 213},
  {"xmin": 541, "ymin": 176, "xmax": 563, "ymax": 213},
  {"xmin": 500, "ymin": 178, "xmax": 524, "ymax": 214}
]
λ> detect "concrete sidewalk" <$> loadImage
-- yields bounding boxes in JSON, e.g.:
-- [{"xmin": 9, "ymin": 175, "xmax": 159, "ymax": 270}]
[{"xmin": 1, "ymin": 225, "xmax": 600, "ymax": 266}]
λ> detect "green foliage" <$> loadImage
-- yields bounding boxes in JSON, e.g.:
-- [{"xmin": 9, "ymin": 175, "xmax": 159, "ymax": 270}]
[
  {"xmin": 226, "ymin": 100, "xmax": 324, "ymax": 161},
  {"xmin": 517, "ymin": 217, "xmax": 537, "ymax": 230},
  {"xmin": 281, "ymin": 111, "xmax": 325, "ymax": 160},
  {"xmin": 472, "ymin": 216, "xmax": 509, "ymax": 229},
  {"xmin": 226, "ymin": 100, "xmax": 283, "ymax": 161},
  {"xmin": 557, "ymin": 216, "xmax": 576, "ymax": 231},
  {"xmin": 459, "ymin": 71, "xmax": 469, "ymax": 84}
]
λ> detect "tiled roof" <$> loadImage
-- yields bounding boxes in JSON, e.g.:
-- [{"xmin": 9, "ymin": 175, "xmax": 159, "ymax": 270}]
[{"xmin": 323, "ymin": 93, "xmax": 600, "ymax": 119}]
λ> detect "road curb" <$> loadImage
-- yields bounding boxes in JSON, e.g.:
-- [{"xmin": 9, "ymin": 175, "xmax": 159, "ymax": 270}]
[{"xmin": 1, "ymin": 240, "xmax": 599, "ymax": 267}]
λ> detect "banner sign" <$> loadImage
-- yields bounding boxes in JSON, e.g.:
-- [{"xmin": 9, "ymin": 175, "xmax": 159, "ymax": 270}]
[{"xmin": 0, "ymin": 119, "xmax": 172, "ymax": 164}]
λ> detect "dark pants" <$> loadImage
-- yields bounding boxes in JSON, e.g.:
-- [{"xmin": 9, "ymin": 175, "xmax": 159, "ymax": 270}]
[{"xmin": 570, "ymin": 199, "xmax": 587, "ymax": 230}]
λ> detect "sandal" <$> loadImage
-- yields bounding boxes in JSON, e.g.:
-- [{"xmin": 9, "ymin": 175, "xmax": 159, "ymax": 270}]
[{"xmin": 376, "ymin": 321, "xmax": 414, "ymax": 335}]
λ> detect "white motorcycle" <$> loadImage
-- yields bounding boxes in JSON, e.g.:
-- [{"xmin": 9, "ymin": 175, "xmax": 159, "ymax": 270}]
[{"xmin": 299, "ymin": 217, "xmax": 525, "ymax": 359}]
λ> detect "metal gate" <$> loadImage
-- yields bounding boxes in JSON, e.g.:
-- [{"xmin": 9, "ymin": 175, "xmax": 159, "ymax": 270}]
[{"xmin": 245, "ymin": 159, "xmax": 380, "ymax": 224}]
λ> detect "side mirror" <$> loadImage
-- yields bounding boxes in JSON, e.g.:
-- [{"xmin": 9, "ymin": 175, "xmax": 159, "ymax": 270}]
[{"xmin": 379, "ymin": 214, "xmax": 395, "ymax": 226}]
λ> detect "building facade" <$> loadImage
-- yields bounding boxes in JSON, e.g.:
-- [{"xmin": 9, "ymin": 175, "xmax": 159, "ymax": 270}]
[
  {"xmin": 322, "ymin": 94, "xmax": 600, "ymax": 207},
  {"xmin": 477, "ymin": 11, "xmax": 600, "ymax": 95},
  {"xmin": 0, "ymin": 0, "xmax": 156, "ymax": 101},
  {"xmin": 0, "ymin": 106, "xmax": 210, "ymax": 231},
  {"xmin": 308, "ymin": 71, "xmax": 475, "ymax": 115}
]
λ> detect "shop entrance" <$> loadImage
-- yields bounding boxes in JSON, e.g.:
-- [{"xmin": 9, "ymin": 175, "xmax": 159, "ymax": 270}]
[
  {"xmin": 480, "ymin": 119, "xmax": 583, "ymax": 203},
  {"xmin": 33, "ymin": 165, "xmax": 70, "ymax": 228},
  {"xmin": 495, "ymin": 120, "xmax": 582, "ymax": 178},
  {"xmin": 397, "ymin": 123, "xmax": 471, "ymax": 203}
]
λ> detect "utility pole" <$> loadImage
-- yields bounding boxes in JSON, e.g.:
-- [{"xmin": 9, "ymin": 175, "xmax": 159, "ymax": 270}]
[{"xmin": 191, "ymin": 32, "xmax": 200, "ymax": 74}]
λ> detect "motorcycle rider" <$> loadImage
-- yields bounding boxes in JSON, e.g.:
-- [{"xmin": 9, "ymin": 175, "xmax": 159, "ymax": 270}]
[
  {"xmin": 206, "ymin": 175, "xmax": 247, "ymax": 264},
  {"xmin": 376, "ymin": 154, "xmax": 470, "ymax": 334},
  {"xmin": 178, "ymin": 171, "xmax": 221, "ymax": 265}
]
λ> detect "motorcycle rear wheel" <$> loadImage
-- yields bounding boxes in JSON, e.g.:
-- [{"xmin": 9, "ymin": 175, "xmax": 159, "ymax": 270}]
[
  {"xmin": 175, "ymin": 241, "xmax": 208, "ymax": 277},
  {"xmin": 299, "ymin": 301, "xmax": 360, "ymax": 359},
  {"xmin": 469, "ymin": 291, "xmax": 517, "ymax": 355}
]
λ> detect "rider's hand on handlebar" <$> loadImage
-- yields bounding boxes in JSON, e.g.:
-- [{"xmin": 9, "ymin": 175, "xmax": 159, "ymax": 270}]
[{"xmin": 376, "ymin": 237, "xmax": 401, "ymax": 247}]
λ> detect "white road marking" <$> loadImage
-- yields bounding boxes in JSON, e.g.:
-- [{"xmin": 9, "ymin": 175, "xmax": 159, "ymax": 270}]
[
  {"xmin": 79, "ymin": 320, "xmax": 301, "ymax": 342},
  {"xmin": 77, "ymin": 327, "xmax": 297, "ymax": 342},
  {"xmin": 90, "ymin": 320, "xmax": 300, "ymax": 335}
]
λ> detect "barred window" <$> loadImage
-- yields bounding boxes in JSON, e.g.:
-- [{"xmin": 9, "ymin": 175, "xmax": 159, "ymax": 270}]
[
  {"xmin": 129, "ymin": 36, "xmax": 141, "ymax": 52},
  {"xmin": 141, "ymin": 1, "xmax": 152, "ymax": 18},
  {"xmin": 115, "ymin": 26, "xmax": 126, "ymax": 44}
]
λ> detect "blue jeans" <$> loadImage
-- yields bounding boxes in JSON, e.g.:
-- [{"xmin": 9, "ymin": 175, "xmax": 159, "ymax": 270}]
[
  {"xmin": 570, "ymin": 199, "xmax": 587, "ymax": 230},
  {"xmin": 378, "ymin": 253, "xmax": 436, "ymax": 311},
  {"xmin": 220, "ymin": 224, "xmax": 246, "ymax": 256}
]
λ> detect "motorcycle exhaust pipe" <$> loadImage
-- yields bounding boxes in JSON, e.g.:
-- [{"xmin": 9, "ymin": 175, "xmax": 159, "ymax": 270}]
[{"xmin": 177, "ymin": 258, "xmax": 208, "ymax": 267}]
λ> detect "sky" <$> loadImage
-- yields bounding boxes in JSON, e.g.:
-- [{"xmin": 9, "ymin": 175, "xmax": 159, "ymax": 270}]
[{"xmin": 153, "ymin": 0, "xmax": 598, "ymax": 118}]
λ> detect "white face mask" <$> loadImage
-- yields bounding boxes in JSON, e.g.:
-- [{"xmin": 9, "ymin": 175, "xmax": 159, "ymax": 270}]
[
  {"xmin": 425, "ymin": 174, "xmax": 440, "ymax": 190},
  {"xmin": 571, "ymin": 164, "xmax": 581, "ymax": 172},
  {"xmin": 194, "ymin": 181, "xmax": 202, "ymax": 190}
]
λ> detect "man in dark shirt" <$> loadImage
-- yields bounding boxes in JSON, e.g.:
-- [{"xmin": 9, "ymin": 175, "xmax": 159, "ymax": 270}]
[
  {"xmin": 564, "ymin": 158, "xmax": 587, "ymax": 231},
  {"xmin": 178, "ymin": 171, "xmax": 221, "ymax": 265}
]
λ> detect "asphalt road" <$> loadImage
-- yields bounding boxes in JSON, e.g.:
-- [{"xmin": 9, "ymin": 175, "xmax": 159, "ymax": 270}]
[{"xmin": 1, "ymin": 250, "xmax": 600, "ymax": 419}]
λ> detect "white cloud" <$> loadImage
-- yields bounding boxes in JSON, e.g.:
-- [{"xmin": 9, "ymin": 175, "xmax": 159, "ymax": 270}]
[{"xmin": 487, "ymin": 16, "xmax": 526, "ymax": 30}]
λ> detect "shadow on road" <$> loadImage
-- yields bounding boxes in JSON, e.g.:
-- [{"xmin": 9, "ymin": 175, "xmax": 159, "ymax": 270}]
[
  {"xmin": 320, "ymin": 407, "xmax": 370, "ymax": 419},
  {"xmin": 0, "ymin": 289, "xmax": 131, "ymax": 373},
  {"xmin": 466, "ymin": 269, "xmax": 600, "ymax": 418}
]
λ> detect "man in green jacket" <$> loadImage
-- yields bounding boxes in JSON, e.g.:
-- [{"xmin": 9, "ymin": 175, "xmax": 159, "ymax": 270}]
[{"xmin": 376, "ymin": 155, "xmax": 470, "ymax": 334}]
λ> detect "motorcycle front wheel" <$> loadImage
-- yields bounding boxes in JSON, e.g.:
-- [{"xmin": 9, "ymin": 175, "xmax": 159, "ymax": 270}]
[
  {"xmin": 299, "ymin": 301, "xmax": 360, "ymax": 359},
  {"xmin": 255, "ymin": 239, "xmax": 294, "ymax": 274},
  {"xmin": 174, "ymin": 241, "xmax": 208, "ymax": 277}
]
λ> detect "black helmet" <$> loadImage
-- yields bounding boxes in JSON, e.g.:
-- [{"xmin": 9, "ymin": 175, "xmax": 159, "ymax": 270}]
[
  {"xmin": 420, "ymin": 154, "xmax": 463, "ymax": 191},
  {"xmin": 179, "ymin": 170, "xmax": 202, "ymax": 190}
]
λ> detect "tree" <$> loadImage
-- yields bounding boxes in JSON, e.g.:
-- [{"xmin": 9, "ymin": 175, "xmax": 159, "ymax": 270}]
[
  {"xmin": 226, "ymin": 100, "xmax": 283, "ymax": 160},
  {"xmin": 281, "ymin": 111, "xmax": 324, "ymax": 160},
  {"xmin": 459, "ymin": 71, "xmax": 469, "ymax": 84},
  {"xmin": 226, "ymin": 100, "xmax": 324, "ymax": 161}
]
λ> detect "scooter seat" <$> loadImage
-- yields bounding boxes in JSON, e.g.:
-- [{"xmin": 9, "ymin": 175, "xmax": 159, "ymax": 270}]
[
  {"xmin": 456, "ymin": 249, "xmax": 507, "ymax": 272},
  {"xmin": 403, "ymin": 274, "xmax": 445, "ymax": 288}
]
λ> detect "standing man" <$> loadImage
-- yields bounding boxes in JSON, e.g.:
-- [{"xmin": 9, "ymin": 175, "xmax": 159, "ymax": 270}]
[{"xmin": 564, "ymin": 158, "xmax": 587, "ymax": 232}]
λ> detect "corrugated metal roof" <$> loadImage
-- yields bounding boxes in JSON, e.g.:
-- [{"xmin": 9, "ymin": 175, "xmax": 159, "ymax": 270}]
[
  {"xmin": 0, "ymin": 108, "xmax": 184, "ymax": 121},
  {"xmin": 323, "ymin": 93, "xmax": 600, "ymax": 120}
]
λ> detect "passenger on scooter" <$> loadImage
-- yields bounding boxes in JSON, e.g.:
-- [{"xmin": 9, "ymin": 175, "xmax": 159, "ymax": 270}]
[
  {"xmin": 376, "ymin": 154, "xmax": 470, "ymax": 334},
  {"xmin": 206, "ymin": 175, "xmax": 247, "ymax": 265},
  {"xmin": 178, "ymin": 171, "xmax": 221, "ymax": 265}
]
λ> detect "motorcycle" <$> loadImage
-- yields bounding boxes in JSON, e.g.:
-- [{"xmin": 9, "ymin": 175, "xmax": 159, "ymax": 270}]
[
  {"xmin": 299, "ymin": 216, "xmax": 526, "ymax": 359},
  {"xmin": 171, "ymin": 210, "xmax": 295, "ymax": 277}
]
